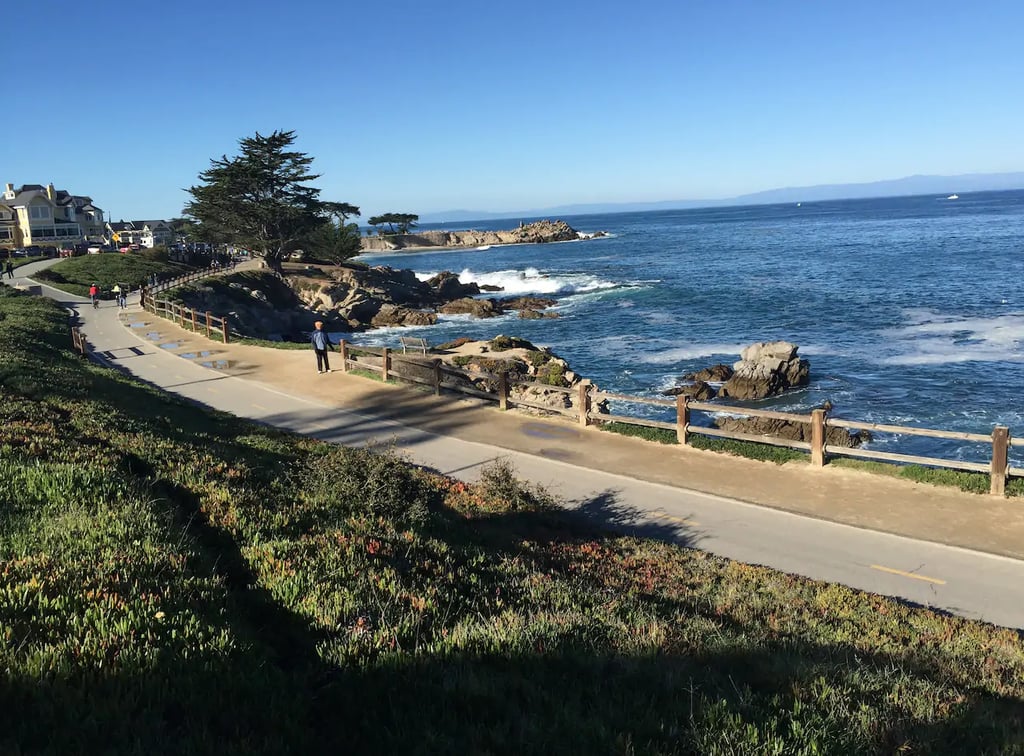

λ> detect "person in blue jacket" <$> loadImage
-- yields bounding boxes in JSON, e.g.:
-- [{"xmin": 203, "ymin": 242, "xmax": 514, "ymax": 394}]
[{"xmin": 311, "ymin": 321, "xmax": 334, "ymax": 374}]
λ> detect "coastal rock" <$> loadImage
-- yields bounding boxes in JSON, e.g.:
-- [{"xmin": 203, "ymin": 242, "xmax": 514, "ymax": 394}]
[
  {"xmin": 426, "ymin": 271, "xmax": 481, "ymax": 300},
  {"xmin": 437, "ymin": 297, "xmax": 501, "ymax": 318},
  {"xmin": 661, "ymin": 381, "xmax": 716, "ymax": 401},
  {"xmin": 359, "ymin": 220, "xmax": 596, "ymax": 252},
  {"xmin": 519, "ymin": 309, "xmax": 559, "ymax": 319},
  {"xmin": 712, "ymin": 416, "xmax": 870, "ymax": 448},
  {"xmin": 683, "ymin": 364, "xmax": 734, "ymax": 382},
  {"xmin": 718, "ymin": 341, "xmax": 809, "ymax": 400},
  {"xmin": 370, "ymin": 304, "xmax": 437, "ymax": 327}
]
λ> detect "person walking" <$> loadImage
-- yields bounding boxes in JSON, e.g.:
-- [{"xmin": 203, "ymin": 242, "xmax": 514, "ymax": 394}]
[
  {"xmin": 310, "ymin": 321, "xmax": 334, "ymax": 374},
  {"xmin": 5, "ymin": 261, "xmax": 13, "ymax": 279},
  {"xmin": 111, "ymin": 283, "xmax": 122, "ymax": 308},
  {"xmin": 89, "ymin": 283, "xmax": 99, "ymax": 308},
  {"xmin": 117, "ymin": 284, "xmax": 127, "ymax": 309}
]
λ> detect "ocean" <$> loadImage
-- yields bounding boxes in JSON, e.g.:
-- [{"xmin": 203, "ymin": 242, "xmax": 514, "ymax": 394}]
[{"xmin": 353, "ymin": 190, "xmax": 1024, "ymax": 465}]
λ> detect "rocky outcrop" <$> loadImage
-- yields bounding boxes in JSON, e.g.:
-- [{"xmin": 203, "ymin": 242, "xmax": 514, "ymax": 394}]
[
  {"xmin": 291, "ymin": 263, "xmax": 558, "ymax": 331},
  {"xmin": 684, "ymin": 364, "xmax": 733, "ymax": 382},
  {"xmin": 662, "ymin": 381, "xmax": 716, "ymax": 401},
  {"xmin": 712, "ymin": 415, "xmax": 870, "ymax": 448},
  {"xmin": 359, "ymin": 220, "xmax": 604, "ymax": 251},
  {"xmin": 718, "ymin": 341, "xmax": 810, "ymax": 401},
  {"xmin": 434, "ymin": 336, "xmax": 588, "ymax": 417}
]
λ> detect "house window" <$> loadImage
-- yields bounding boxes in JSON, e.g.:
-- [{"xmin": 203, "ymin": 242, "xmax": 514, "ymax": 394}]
[{"xmin": 29, "ymin": 205, "xmax": 50, "ymax": 220}]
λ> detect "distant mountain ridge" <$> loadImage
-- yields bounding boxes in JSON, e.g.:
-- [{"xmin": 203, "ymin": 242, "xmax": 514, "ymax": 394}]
[{"xmin": 419, "ymin": 171, "xmax": 1024, "ymax": 223}]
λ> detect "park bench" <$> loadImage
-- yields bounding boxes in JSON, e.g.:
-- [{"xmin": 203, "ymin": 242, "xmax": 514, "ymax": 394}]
[{"xmin": 398, "ymin": 336, "xmax": 429, "ymax": 354}]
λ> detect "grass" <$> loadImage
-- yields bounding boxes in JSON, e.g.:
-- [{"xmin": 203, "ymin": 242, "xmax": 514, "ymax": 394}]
[
  {"xmin": 3, "ymin": 284, "xmax": 1024, "ymax": 753},
  {"xmin": 831, "ymin": 457, "xmax": 1024, "ymax": 497},
  {"xmin": 34, "ymin": 253, "xmax": 191, "ymax": 297}
]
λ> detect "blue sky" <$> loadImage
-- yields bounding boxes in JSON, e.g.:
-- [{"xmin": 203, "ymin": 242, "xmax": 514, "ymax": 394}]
[{"xmin": 5, "ymin": 0, "xmax": 1023, "ymax": 221}]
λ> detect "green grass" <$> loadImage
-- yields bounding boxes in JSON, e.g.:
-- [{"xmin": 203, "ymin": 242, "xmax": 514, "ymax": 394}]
[
  {"xmin": 598, "ymin": 422, "xmax": 806, "ymax": 464},
  {"xmin": 831, "ymin": 457, "xmax": 1024, "ymax": 497},
  {"xmin": 4, "ymin": 284, "xmax": 1024, "ymax": 754},
  {"xmin": 34, "ymin": 253, "xmax": 191, "ymax": 297},
  {"xmin": 236, "ymin": 337, "xmax": 311, "ymax": 350}
]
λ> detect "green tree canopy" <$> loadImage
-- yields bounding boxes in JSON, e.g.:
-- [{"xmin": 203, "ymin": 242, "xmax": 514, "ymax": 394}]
[
  {"xmin": 183, "ymin": 130, "xmax": 357, "ymax": 271},
  {"xmin": 368, "ymin": 212, "xmax": 419, "ymax": 235}
]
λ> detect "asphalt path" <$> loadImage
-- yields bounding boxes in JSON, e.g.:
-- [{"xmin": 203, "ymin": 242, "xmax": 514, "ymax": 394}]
[{"xmin": 9, "ymin": 258, "xmax": 1024, "ymax": 630}]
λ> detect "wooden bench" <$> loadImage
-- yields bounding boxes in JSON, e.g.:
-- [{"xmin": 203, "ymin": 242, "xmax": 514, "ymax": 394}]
[{"xmin": 398, "ymin": 336, "xmax": 429, "ymax": 354}]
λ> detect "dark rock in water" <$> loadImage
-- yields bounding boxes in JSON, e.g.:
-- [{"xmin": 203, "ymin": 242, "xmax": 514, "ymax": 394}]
[
  {"xmin": 719, "ymin": 341, "xmax": 810, "ymax": 400},
  {"xmin": 479, "ymin": 284, "xmax": 504, "ymax": 292},
  {"xmin": 519, "ymin": 309, "xmax": 559, "ymax": 319},
  {"xmin": 712, "ymin": 415, "xmax": 870, "ymax": 448},
  {"xmin": 370, "ymin": 304, "xmax": 438, "ymax": 327},
  {"xmin": 684, "ymin": 364, "xmax": 734, "ymax": 382},
  {"xmin": 426, "ymin": 271, "xmax": 481, "ymax": 300},
  {"xmin": 499, "ymin": 296, "xmax": 558, "ymax": 311},
  {"xmin": 437, "ymin": 297, "xmax": 500, "ymax": 318},
  {"xmin": 661, "ymin": 381, "xmax": 717, "ymax": 400}
]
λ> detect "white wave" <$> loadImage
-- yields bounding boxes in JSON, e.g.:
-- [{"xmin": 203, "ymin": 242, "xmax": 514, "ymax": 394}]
[
  {"xmin": 420, "ymin": 267, "xmax": 618, "ymax": 295},
  {"xmin": 878, "ymin": 311, "xmax": 1024, "ymax": 365},
  {"xmin": 638, "ymin": 343, "xmax": 748, "ymax": 364}
]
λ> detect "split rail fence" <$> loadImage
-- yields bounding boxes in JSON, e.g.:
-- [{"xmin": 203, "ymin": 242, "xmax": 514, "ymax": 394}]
[
  {"xmin": 140, "ymin": 265, "xmax": 234, "ymax": 343},
  {"xmin": 339, "ymin": 341, "xmax": 1019, "ymax": 497}
]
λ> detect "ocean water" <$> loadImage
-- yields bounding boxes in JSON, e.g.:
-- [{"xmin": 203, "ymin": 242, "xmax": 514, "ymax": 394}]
[{"xmin": 354, "ymin": 190, "xmax": 1024, "ymax": 465}]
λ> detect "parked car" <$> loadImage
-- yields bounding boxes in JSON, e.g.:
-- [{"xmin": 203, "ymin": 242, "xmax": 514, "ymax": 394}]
[
  {"xmin": 87, "ymin": 244, "xmax": 103, "ymax": 254},
  {"xmin": 40, "ymin": 246, "xmax": 58, "ymax": 257},
  {"xmin": 59, "ymin": 247, "xmax": 76, "ymax": 258}
]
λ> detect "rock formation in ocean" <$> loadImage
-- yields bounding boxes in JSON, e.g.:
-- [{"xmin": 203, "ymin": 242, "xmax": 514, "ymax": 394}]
[
  {"xmin": 718, "ymin": 341, "xmax": 810, "ymax": 401},
  {"xmin": 359, "ymin": 220, "xmax": 603, "ymax": 252}
]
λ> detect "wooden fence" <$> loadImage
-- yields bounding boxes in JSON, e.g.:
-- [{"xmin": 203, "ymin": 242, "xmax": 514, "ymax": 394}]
[
  {"xmin": 70, "ymin": 326, "xmax": 88, "ymax": 356},
  {"xmin": 140, "ymin": 264, "xmax": 234, "ymax": 343},
  {"xmin": 340, "ymin": 340, "xmax": 1018, "ymax": 497}
]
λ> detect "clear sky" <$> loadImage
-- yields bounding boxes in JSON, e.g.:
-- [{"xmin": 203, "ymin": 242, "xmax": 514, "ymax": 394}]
[{"xmin": 4, "ymin": 0, "xmax": 1023, "ymax": 221}]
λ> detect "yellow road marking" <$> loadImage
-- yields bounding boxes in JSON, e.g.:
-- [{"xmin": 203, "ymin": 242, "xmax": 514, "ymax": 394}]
[
  {"xmin": 870, "ymin": 564, "xmax": 946, "ymax": 585},
  {"xmin": 652, "ymin": 512, "xmax": 699, "ymax": 527},
  {"xmin": 251, "ymin": 404, "xmax": 269, "ymax": 411}
]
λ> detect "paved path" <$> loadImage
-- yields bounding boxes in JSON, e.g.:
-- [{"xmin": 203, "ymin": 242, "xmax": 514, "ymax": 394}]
[{"xmin": 9, "ymin": 259, "xmax": 1024, "ymax": 629}]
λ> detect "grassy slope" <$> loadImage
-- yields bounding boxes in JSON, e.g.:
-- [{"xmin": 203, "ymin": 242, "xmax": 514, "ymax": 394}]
[
  {"xmin": 33, "ymin": 253, "xmax": 192, "ymax": 297},
  {"xmin": 2, "ymin": 286, "xmax": 1024, "ymax": 754}
]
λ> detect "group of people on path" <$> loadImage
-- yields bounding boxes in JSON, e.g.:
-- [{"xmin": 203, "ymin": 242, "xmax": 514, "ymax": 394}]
[{"xmin": 89, "ymin": 283, "xmax": 128, "ymax": 309}]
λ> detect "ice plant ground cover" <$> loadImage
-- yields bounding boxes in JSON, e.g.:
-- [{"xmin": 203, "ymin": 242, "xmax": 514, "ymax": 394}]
[{"xmin": 2, "ymin": 285, "xmax": 1024, "ymax": 755}]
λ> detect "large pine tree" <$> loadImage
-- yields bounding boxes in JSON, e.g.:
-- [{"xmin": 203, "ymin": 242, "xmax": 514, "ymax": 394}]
[{"xmin": 184, "ymin": 130, "xmax": 327, "ymax": 271}]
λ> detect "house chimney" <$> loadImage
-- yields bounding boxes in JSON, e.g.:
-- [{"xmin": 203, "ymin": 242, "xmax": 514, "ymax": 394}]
[
  {"xmin": 46, "ymin": 183, "xmax": 55, "ymax": 200},
  {"xmin": 3, "ymin": 183, "xmax": 12, "ymax": 198}
]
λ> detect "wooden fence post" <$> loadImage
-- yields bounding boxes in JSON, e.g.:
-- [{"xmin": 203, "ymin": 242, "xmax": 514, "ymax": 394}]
[
  {"xmin": 676, "ymin": 394, "xmax": 690, "ymax": 445},
  {"xmin": 381, "ymin": 347, "xmax": 390, "ymax": 382},
  {"xmin": 433, "ymin": 358, "xmax": 443, "ymax": 396},
  {"xmin": 498, "ymin": 371, "xmax": 509, "ymax": 410},
  {"xmin": 339, "ymin": 340, "xmax": 348, "ymax": 372},
  {"xmin": 810, "ymin": 409, "xmax": 826, "ymax": 467},
  {"xmin": 578, "ymin": 380, "xmax": 591, "ymax": 427},
  {"xmin": 991, "ymin": 426, "xmax": 1010, "ymax": 496},
  {"xmin": 190, "ymin": 308, "xmax": 197, "ymax": 332},
  {"xmin": 205, "ymin": 311, "xmax": 212, "ymax": 338},
  {"xmin": 221, "ymin": 319, "xmax": 229, "ymax": 344}
]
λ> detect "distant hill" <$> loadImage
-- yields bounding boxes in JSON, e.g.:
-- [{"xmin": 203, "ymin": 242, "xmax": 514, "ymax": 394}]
[{"xmin": 419, "ymin": 171, "xmax": 1024, "ymax": 223}]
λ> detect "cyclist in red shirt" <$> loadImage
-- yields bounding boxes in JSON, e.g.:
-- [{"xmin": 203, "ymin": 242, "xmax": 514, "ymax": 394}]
[{"xmin": 89, "ymin": 283, "xmax": 99, "ymax": 308}]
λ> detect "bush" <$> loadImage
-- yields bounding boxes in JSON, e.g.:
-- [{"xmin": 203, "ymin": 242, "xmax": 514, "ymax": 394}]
[
  {"xmin": 476, "ymin": 458, "xmax": 554, "ymax": 512},
  {"xmin": 296, "ymin": 445, "xmax": 438, "ymax": 527}
]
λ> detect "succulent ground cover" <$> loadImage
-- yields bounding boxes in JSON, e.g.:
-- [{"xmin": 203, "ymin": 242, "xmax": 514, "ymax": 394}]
[{"xmin": 2, "ymin": 285, "xmax": 1024, "ymax": 754}]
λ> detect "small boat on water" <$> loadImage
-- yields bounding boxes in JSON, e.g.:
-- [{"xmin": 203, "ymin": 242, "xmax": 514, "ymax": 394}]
[{"xmin": 947, "ymin": 194, "xmax": 959, "ymax": 200}]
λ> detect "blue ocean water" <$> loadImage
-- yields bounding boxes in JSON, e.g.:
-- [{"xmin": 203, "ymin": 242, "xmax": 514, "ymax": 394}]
[{"xmin": 354, "ymin": 190, "xmax": 1024, "ymax": 464}]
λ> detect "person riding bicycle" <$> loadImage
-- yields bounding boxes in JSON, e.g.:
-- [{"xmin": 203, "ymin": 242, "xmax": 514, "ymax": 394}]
[{"xmin": 89, "ymin": 283, "xmax": 99, "ymax": 308}]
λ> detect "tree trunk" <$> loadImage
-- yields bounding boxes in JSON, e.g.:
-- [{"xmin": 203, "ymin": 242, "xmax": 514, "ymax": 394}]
[{"xmin": 264, "ymin": 253, "xmax": 285, "ymax": 274}]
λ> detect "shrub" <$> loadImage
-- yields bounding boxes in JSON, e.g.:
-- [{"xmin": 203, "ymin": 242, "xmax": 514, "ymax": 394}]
[
  {"xmin": 476, "ymin": 458, "xmax": 554, "ymax": 512},
  {"xmin": 296, "ymin": 444, "xmax": 438, "ymax": 527}
]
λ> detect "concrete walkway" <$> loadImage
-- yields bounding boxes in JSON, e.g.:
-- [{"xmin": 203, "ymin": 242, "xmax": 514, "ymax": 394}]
[{"xmin": 9, "ymin": 258, "xmax": 1024, "ymax": 629}]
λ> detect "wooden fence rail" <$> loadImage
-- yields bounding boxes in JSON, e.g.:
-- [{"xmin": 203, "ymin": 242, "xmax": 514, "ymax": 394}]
[
  {"xmin": 142, "ymin": 294, "xmax": 231, "ymax": 343},
  {"xmin": 340, "ymin": 339, "xmax": 1016, "ymax": 497}
]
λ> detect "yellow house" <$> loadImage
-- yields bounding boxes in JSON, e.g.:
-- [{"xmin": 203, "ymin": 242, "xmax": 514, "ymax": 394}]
[{"xmin": 0, "ymin": 183, "xmax": 105, "ymax": 249}]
